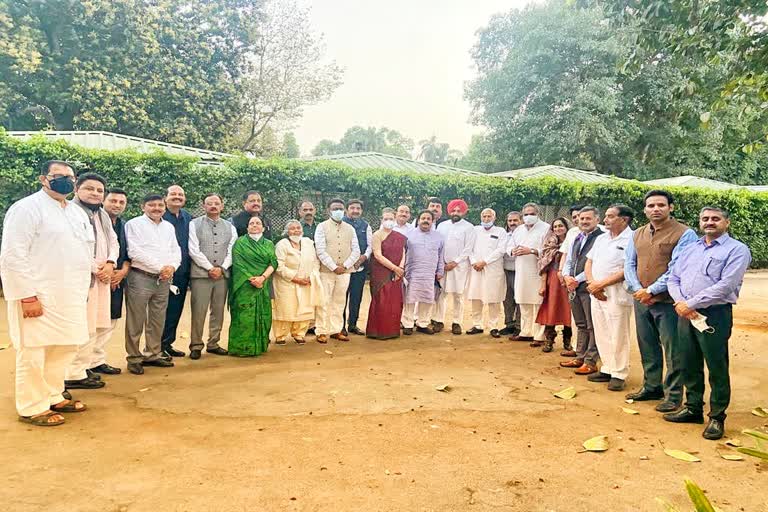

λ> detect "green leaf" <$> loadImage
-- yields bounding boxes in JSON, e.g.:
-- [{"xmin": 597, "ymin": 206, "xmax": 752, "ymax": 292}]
[
  {"xmin": 751, "ymin": 407, "xmax": 768, "ymax": 417},
  {"xmin": 735, "ymin": 447, "xmax": 768, "ymax": 460},
  {"xmin": 684, "ymin": 479, "xmax": 716, "ymax": 512}
]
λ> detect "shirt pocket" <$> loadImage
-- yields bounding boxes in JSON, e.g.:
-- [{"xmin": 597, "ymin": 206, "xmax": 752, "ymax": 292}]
[{"xmin": 705, "ymin": 257, "xmax": 725, "ymax": 279}]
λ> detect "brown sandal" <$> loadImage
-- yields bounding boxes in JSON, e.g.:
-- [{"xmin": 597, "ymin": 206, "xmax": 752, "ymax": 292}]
[
  {"xmin": 51, "ymin": 399, "xmax": 87, "ymax": 413},
  {"xmin": 19, "ymin": 410, "xmax": 65, "ymax": 426}
]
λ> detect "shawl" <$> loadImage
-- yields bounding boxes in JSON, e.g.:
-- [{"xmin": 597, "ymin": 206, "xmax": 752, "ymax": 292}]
[{"xmin": 537, "ymin": 230, "xmax": 563, "ymax": 275}]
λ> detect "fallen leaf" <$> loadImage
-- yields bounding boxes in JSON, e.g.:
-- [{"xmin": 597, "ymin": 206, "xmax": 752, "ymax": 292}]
[
  {"xmin": 384, "ymin": 469, "xmax": 390, "ymax": 475},
  {"xmin": 639, "ymin": 456, "xmax": 649, "ymax": 460},
  {"xmin": 624, "ymin": 398, "xmax": 634, "ymax": 404},
  {"xmin": 724, "ymin": 439, "xmax": 742, "ymax": 447},
  {"xmin": 664, "ymin": 449, "xmax": 701, "ymax": 462},
  {"xmin": 718, "ymin": 452, "xmax": 744, "ymax": 461},
  {"xmin": 751, "ymin": 407, "xmax": 768, "ymax": 418},
  {"xmin": 554, "ymin": 386, "xmax": 576, "ymax": 400},
  {"xmin": 581, "ymin": 435, "xmax": 609, "ymax": 452},
  {"xmin": 736, "ymin": 447, "xmax": 768, "ymax": 460},
  {"xmin": 435, "ymin": 384, "xmax": 451, "ymax": 392},
  {"xmin": 621, "ymin": 407, "xmax": 640, "ymax": 415},
  {"xmin": 324, "ymin": 350, "xmax": 333, "ymax": 355},
  {"xmin": 139, "ymin": 387, "xmax": 150, "ymax": 392},
  {"xmin": 0, "ymin": 343, "xmax": 9, "ymax": 350},
  {"xmin": 742, "ymin": 429, "xmax": 768, "ymax": 442}
]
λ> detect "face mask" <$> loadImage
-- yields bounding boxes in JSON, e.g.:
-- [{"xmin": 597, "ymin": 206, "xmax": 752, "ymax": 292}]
[
  {"xmin": 451, "ymin": 214, "xmax": 462, "ymax": 222},
  {"xmin": 249, "ymin": 233, "xmax": 262, "ymax": 241},
  {"xmin": 82, "ymin": 201, "xmax": 101, "ymax": 212},
  {"xmin": 48, "ymin": 176, "xmax": 75, "ymax": 195},
  {"xmin": 691, "ymin": 314, "xmax": 715, "ymax": 334},
  {"xmin": 330, "ymin": 210, "xmax": 344, "ymax": 222},
  {"xmin": 382, "ymin": 220, "xmax": 396, "ymax": 230},
  {"xmin": 523, "ymin": 215, "xmax": 538, "ymax": 226},
  {"xmin": 289, "ymin": 235, "xmax": 302, "ymax": 243},
  {"xmin": 481, "ymin": 221, "xmax": 494, "ymax": 228}
]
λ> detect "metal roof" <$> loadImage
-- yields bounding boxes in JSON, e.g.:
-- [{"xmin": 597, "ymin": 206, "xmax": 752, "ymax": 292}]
[
  {"xmin": 489, "ymin": 165, "xmax": 632, "ymax": 184},
  {"xmin": 642, "ymin": 175, "xmax": 743, "ymax": 190},
  {"xmin": 6, "ymin": 130, "xmax": 233, "ymax": 162},
  {"xmin": 302, "ymin": 151, "xmax": 483, "ymax": 176},
  {"xmin": 745, "ymin": 185, "xmax": 768, "ymax": 193}
]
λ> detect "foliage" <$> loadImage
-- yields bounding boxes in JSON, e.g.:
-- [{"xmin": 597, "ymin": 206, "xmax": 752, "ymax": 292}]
[
  {"xmin": 1, "ymin": 132, "xmax": 766, "ymax": 265},
  {"xmin": 311, "ymin": 126, "xmax": 415, "ymax": 158},
  {"xmin": 281, "ymin": 132, "xmax": 301, "ymax": 158},
  {"xmin": 418, "ymin": 136, "xmax": 463, "ymax": 166},
  {"xmin": 457, "ymin": 135, "xmax": 508, "ymax": 173}
]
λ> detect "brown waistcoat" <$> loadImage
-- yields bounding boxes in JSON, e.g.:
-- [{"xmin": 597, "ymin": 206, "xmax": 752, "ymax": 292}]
[
  {"xmin": 318, "ymin": 219, "xmax": 355, "ymax": 272},
  {"xmin": 633, "ymin": 218, "xmax": 689, "ymax": 301}
]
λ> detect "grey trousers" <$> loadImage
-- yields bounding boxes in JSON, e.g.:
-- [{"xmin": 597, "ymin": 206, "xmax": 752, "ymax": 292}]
[
  {"xmin": 125, "ymin": 270, "xmax": 170, "ymax": 364},
  {"xmin": 190, "ymin": 277, "xmax": 228, "ymax": 351},
  {"xmin": 503, "ymin": 270, "xmax": 521, "ymax": 332},
  {"xmin": 571, "ymin": 290, "xmax": 598, "ymax": 366}
]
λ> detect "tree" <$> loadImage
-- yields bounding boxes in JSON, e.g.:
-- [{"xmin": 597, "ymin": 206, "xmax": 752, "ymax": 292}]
[
  {"xmin": 281, "ymin": 132, "xmax": 300, "ymax": 158},
  {"xmin": 311, "ymin": 126, "xmax": 414, "ymax": 158},
  {"xmin": 417, "ymin": 136, "xmax": 462, "ymax": 165},
  {"xmin": 235, "ymin": 0, "xmax": 343, "ymax": 152},
  {"xmin": 0, "ymin": 0, "xmax": 257, "ymax": 150},
  {"xmin": 457, "ymin": 135, "xmax": 506, "ymax": 173}
]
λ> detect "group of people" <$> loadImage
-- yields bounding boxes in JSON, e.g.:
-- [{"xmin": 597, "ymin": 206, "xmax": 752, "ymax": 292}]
[{"xmin": 0, "ymin": 161, "xmax": 752, "ymax": 442}]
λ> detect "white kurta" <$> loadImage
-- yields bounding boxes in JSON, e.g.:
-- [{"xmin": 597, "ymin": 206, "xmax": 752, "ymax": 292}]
[
  {"xmin": 273, "ymin": 237, "xmax": 324, "ymax": 321},
  {"xmin": 465, "ymin": 226, "xmax": 507, "ymax": 303},
  {"xmin": 1, "ymin": 190, "xmax": 93, "ymax": 349},
  {"xmin": 436, "ymin": 218, "xmax": 474, "ymax": 294},
  {"xmin": 86, "ymin": 212, "xmax": 120, "ymax": 332},
  {"xmin": 510, "ymin": 221, "xmax": 551, "ymax": 305}
]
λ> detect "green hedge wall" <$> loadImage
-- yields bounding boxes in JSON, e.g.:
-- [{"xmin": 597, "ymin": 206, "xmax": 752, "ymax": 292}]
[{"xmin": 2, "ymin": 132, "xmax": 767, "ymax": 266}]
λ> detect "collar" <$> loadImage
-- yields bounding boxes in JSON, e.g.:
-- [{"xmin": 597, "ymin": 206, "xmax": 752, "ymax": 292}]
[
  {"xmin": 699, "ymin": 233, "xmax": 730, "ymax": 247},
  {"xmin": 610, "ymin": 226, "xmax": 633, "ymax": 240},
  {"xmin": 143, "ymin": 213, "xmax": 163, "ymax": 225},
  {"xmin": 649, "ymin": 217, "xmax": 675, "ymax": 233}
]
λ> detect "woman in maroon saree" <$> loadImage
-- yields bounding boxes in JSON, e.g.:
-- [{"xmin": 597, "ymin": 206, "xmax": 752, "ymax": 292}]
[{"xmin": 366, "ymin": 208, "xmax": 407, "ymax": 339}]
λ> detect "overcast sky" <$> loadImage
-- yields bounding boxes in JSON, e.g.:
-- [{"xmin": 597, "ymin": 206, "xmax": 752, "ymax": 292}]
[{"xmin": 292, "ymin": 0, "xmax": 537, "ymax": 156}]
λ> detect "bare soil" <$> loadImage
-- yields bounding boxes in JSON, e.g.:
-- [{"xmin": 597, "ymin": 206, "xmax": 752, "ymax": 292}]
[{"xmin": 1, "ymin": 273, "xmax": 767, "ymax": 512}]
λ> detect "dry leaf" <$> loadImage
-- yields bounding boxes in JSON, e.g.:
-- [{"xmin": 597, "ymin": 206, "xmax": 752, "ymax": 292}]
[
  {"xmin": 324, "ymin": 350, "xmax": 333, "ymax": 355},
  {"xmin": 0, "ymin": 343, "xmax": 9, "ymax": 350},
  {"xmin": 719, "ymin": 452, "xmax": 744, "ymax": 461},
  {"xmin": 664, "ymin": 449, "xmax": 701, "ymax": 462},
  {"xmin": 751, "ymin": 407, "xmax": 768, "ymax": 418},
  {"xmin": 435, "ymin": 384, "xmax": 451, "ymax": 392},
  {"xmin": 724, "ymin": 438, "xmax": 742, "ymax": 447},
  {"xmin": 581, "ymin": 435, "xmax": 609, "ymax": 452},
  {"xmin": 639, "ymin": 456, "xmax": 649, "ymax": 460},
  {"xmin": 624, "ymin": 398, "xmax": 634, "ymax": 404},
  {"xmin": 554, "ymin": 386, "xmax": 576, "ymax": 400},
  {"xmin": 139, "ymin": 387, "xmax": 150, "ymax": 392},
  {"xmin": 621, "ymin": 407, "xmax": 640, "ymax": 415}
]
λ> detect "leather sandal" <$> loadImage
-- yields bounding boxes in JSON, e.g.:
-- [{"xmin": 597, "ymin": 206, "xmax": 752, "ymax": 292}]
[
  {"xmin": 19, "ymin": 411, "xmax": 65, "ymax": 427},
  {"xmin": 560, "ymin": 359, "xmax": 584, "ymax": 368},
  {"xmin": 51, "ymin": 399, "xmax": 87, "ymax": 413}
]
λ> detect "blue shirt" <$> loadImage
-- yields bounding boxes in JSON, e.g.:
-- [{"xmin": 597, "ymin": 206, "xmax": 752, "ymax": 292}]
[
  {"xmin": 163, "ymin": 208, "xmax": 192, "ymax": 275},
  {"xmin": 668, "ymin": 234, "xmax": 751, "ymax": 309},
  {"xmin": 623, "ymin": 227, "xmax": 698, "ymax": 295}
]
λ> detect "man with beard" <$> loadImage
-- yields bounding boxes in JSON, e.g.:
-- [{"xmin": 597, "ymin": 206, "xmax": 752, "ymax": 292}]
[
  {"xmin": 299, "ymin": 200, "xmax": 317, "ymax": 240},
  {"xmin": 433, "ymin": 199, "xmax": 474, "ymax": 334},
  {"xmin": 342, "ymin": 199, "xmax": 373, "ymax": 336},
  {"xmin": 231, "ymin": 190, "xmax": 273, "ymax": 240},
  {"xmin": 64, "ymin": 173, "xmax": 120, "ymax": 390},
  {"xmin": 160, "ymin": 185, "xmax": 192, "ymax": 359}
]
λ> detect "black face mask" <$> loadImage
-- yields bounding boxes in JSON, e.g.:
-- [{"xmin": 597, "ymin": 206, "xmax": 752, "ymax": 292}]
[{"xmin": 48, "ymin": 176, "xmax": 75, "ymax": 195}]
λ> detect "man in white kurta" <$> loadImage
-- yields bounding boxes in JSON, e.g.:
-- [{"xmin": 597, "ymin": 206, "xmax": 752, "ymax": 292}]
[
  {"xmin": 0, "ymin": 161, "xmax": 94, "ymax": 424},
  {"xmin": 433, "ymin": 199, "xmax": 474, "ymax": 335},
  {"xmin": 64, "ymin": 174, "xmax": 120, "ymax": 389},
  {"xmin": 585, "ymin": 205, "xmax": 635, "ymax": 391},
  {"xmin": 509, "ymin": 203, "xmax": 550, "ymax": 342},
  {"xmin": 465, "ymin": 209, "xmax": 507, "ymax": 337}
]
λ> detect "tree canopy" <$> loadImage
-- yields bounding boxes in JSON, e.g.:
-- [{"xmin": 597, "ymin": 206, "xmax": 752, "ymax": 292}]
[{"xmin": 311, "ymin": 126, "xmax": 415, "ymax": 158}]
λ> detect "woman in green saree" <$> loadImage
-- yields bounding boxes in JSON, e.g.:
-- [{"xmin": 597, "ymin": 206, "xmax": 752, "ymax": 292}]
[{"xmin": 228, "ymin": 216, "xmax": 278, "ymax": 357}]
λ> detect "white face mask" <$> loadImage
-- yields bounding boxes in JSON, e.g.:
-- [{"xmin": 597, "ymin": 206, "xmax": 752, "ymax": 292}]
[
  {"xmin": 289, "ymin": 235, "xmax": 302, "ymax": 243},
  {"xmin": 691, "ymin": 313, "xmax": 715, "ymax": 334},
  {"xmin": 523, "ymin": 215, "xmax": 538, "ymax": 226},
  {"xmin": 480, "ymin": 221, "xmax": 494, "ymax": 228},
  {"xmin": 330, "ymin": 210, "xmax": 344, "ymax": 222},
  {"xmin": 382, "ymin": 220, "xmax": 396, "ymax": 230},
  {"xmin": 249, "ymin": 233, "xmax": 262, "ymax": 241}
]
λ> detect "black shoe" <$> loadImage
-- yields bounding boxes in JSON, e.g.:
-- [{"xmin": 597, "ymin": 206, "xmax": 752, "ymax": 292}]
[
  {"xmin": 703, "ymin": 418, "xmax": 725, "ymax": 440},
  {"xmin": 402, "ymin": 328, "xmax": 413, "ymax": 335},
  {"xmin": 490, "ymin": 329, "xmax": 501, "ymax": 338},
  {"xmin": 90, "ymin": 363, "xmax": 122, "ymax": 375},
  {"xmin": 625, "ymin": 388, "xmax": 664, "ymax": 401},
  {"xmin": 348, "ymin": 326, "xmax": 365, "ymax": 336},
  {"xmin": 451, "ymin": 323, "xmax": 462, "ymax": 335},
  {"xmin": 655, "ymin": 400, "xmax": 681, "ymax": 413},
  {"xmin": 207, "ymin": 347, "xmax": 229, "ymax": 356},
  {"xmin": 62, "ymin": 390, "xmax": 72, "ymax": 400},
  {"xmin": 142, "ymin": 358, "xmax": 175, "ymax": 368},
  {"xmin": 587, "ymin": 372, "xmax": 611, "ymax": 383},
  {"xmin": 663, "ymin": 407, "xmax": 704, "ymax": 424},
  {"xmin": 306, "ymin": 327, "xmax": 316, "ymax": 335},
  {"xmin": 190, "ymin": 350, "xmax": 202, "ymax": 360},
  {"xmin": 65, "ymin": 378, "xmax": 105, "ymax": 390},
  {"xmin": 162, "ymin": 347, "xmax": 186, "ymax": 358},
  {"xmin": 85, "ymin": 369, "xmax": 102, "ymax": 381},
  {"xmin": 466, "ymin": 327, "xmax": 484, "ymax": 335},
  {"xmin": 431, "ymin": 321, "xmax": 444, "ymax": 333},
  {"xmin": 416, "ymin": 326, "xmax": 435, "ymax": 335},
  {"xmin": 607, "ymin": 378, "xmax": 625, "ymax": 391},
  {"xmin": 499, "ymin": 327, "xmax": 514, "ymax": 335},
  {"xmin": 127, "ymin": 363, "xmax": 144, "ymax": 375}
]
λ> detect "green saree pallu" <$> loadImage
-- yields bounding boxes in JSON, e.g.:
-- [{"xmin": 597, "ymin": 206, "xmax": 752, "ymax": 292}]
[{"xmin": 228, "ymin": 235, "xmax": 278, "ymax": 356}]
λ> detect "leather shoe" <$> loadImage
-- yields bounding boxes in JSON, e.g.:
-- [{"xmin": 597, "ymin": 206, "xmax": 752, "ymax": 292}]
[
  {"xmin": 560, "ymin": 359, "xmax": 584, "ymax": 368},
  {"xmin": 190, "ymin": 350, "xmax": 202, "ymax": 360},
  {"xmin": 207, "ymin": 347, "xmax": 229, "ymax": 356},
  {"xmin": 62, "ymin": 390, "xmax": 72, "ymax": 400},
  {"xmin": 85, "ymin": 369, "xmax": 102, "ymax": 381},
  {"xmin": 163, "ymin": 347, "xmax": 186, "ymax": 358},
  {"xmin": 490, "ymin": 329, "xmax": 501, "ymax": 338},
  {"xmin": 451, "ymin": 323, "xmax": 462, "ymax": 335},
  {"xmin": 65, "ymin": 378, "xmax": 105, "ymax": 389},
  {"xmin": 607, "ymin": 378, "xmax": 625, "ymax": 391},
  {"xmin": 316, "ymin": 334, "xmax": 328, "ymax": 344},
  {"xmin": 142, "ymin": 358, "xmax": 174, "ymax": 368},
  {"xmin": 331, "ymin": 333, "xmax": 350, "ymax": 342},
  {"xmin": 702, "ymin": 418, "xmax": 725, "ymax": 440},
  {"xmin": 560, "ymin": 349, "xmax": 577, "ymax": 357},
  {"xmin": 402, "ymin": 328, "xmax": 413, "ymax": 335},
  {"xmin": 466, "ymin": 327, "xmax": 484, "ymax": 335},
  {"xmin": 431, "ymin": 321, "xmax": 444, "ymax": 333},
  {"xmin": 416, "ymin": 326, "xmax": 435, "ymax": 335},
  {"xmin": 90, "ymin": 363, "xmax": 121, "ymax": 375},
  {"xmin": 587, "ymin": 372, "xmax": 611, "ymax": 382},
  {"xmin": 574, "ymin": 364, "xmax": 597, "ymax": 375},
  {"xmin": 127, "ymin": 363, "xmax": 144, "ymax": 375},
  {"xmin": 347, "ymin": 326, "xmax": 365, "ymax": 336},
  {"xmin": 499, "ymin": 327, "xmax": 518, "ymax": 336},
  {"xmin": 509, "ymin": 335, "xmax": 533, "ymax": 342},
  {"xmin": 663, "ymin": 407, "xmax": 704, "ymax": 424},
  {"xmin": 625, "ymin": 388, "xmax": 664, "ymax": 402},
  {"xmin": 655, "ymin": 400, "xmax": 681, "ymax": 413}
]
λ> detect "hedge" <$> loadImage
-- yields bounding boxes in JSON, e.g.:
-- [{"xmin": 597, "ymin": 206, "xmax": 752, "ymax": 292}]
[{"xmin": 1, "ymin": 131, "xmax": 767, "ymax": 266}]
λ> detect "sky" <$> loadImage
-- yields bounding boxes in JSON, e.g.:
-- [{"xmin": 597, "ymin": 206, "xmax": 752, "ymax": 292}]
[{"xmin": 292, "ymin": 0, "xmax": 537, "ymax": 157}]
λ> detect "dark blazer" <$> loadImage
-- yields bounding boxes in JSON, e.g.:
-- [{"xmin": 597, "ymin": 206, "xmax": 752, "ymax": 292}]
[
  {"xmin": 110, "ymin": 217, "xmax": 129, "ymax": 319},
  {"xmin": 570, "ymin": 228, "xmax": 604, "ymax": 292}
]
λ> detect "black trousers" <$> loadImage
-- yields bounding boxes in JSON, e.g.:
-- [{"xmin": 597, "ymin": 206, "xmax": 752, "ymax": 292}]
[
  {"xmin": 679, "ymin": 304, "xmax": 733, "ymax": 421},
  {"xmin": 161, "ymin": 272, "xmax": 190, "ymax": 349},
  {"xmin": 343, "ymin": 270, "xmax": 367, "ymax": 329},
  {"xmin": 634, "ymin": 301, "xmax": 684, "ymax": 403}
]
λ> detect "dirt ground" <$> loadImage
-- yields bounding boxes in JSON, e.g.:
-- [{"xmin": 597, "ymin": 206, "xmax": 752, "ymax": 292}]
[{"xmin": 0, "ymin": 273, "xmax": 766, "ymax": 512}]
